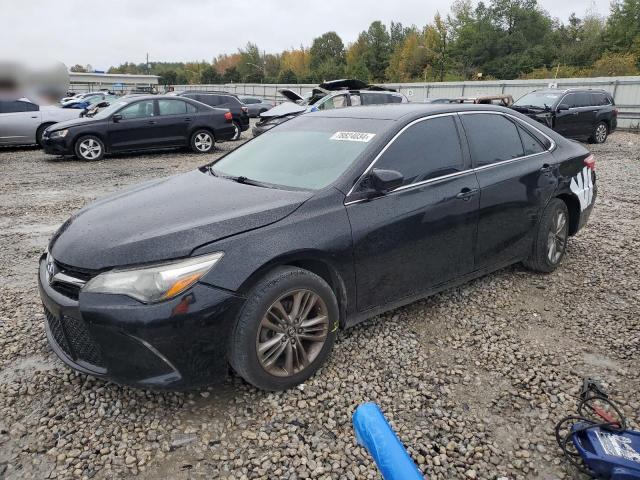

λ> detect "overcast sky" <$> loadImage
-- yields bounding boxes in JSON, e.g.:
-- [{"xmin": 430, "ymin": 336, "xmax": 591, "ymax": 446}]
[{"xmin": 2, "ymin": 0, "xmax": 608, "ymax": 70}]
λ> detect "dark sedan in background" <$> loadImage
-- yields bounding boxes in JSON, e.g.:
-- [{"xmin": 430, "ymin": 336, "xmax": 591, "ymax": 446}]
[
  {"xmin": 238, "ymin": 95, "xmax": 274, "ymax": 117},
  {"xmin": 39, "ymin": 104, "xmax": 595, "ymax": 390},
  {"xmin": 511, "ymin": 88, "xmax": 617, "ymax": 143},
  {"xmin": 41, "ymin": 95, "xmax": 236, "ymax": 160}
]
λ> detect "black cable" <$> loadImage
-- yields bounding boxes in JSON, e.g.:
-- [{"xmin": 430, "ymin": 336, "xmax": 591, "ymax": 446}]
[{"xmin": 554, "ymin": 393, "xmax": 628, "ymax": 478}]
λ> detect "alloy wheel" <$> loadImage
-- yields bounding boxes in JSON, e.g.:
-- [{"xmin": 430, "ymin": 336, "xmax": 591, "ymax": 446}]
[
  {"xmin": 547, "ymin": 210, "xmax": 568, "ymax": 264},
  {"xmin": 595, "ymin": 124, "xmax": 607, "ymax": 143},
  {"xmin": 194, "ymin": 132, "xmax": 213, "ymax": 152},
  {"xmin": 232, "ymin": 123, "xmax": 241, "ymax": 141},
  {"xmin": 79, "ymin": 139, "xmax": 102, "ymax": 160},
  {"xmin": 256, "ymin": 289, "xmax": 329, "ymax": 377}
]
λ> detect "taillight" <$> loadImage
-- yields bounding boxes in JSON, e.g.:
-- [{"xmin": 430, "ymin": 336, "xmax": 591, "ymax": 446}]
[
  {"xmin": 224, "ymin": 111, "xmax": 232, "ymax": 121},
  {"xmin": 613, "ymin": 108, "xmax": 618, "ymax": 117},
  {"xmin": 241, "ymin": 106, "xmax": 248, "ymax": 113},
  {"xmin": 584, "ymin": 154, "xmax": 596, "ymax": 171}
]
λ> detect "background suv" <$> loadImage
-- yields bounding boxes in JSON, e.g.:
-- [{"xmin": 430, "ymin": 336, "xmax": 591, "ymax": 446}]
[
  {"xmin": 173, "ymin": 91, "xmax": 249, "ymax": 140},
  {"xmin": 512, "ymin": 88, "xmax": 617, "ymax": 143}
]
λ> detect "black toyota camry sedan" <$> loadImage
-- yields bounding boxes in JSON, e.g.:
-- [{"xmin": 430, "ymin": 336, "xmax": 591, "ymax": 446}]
[
  {"xmin": 41, "ymin": 95, "xmax": 236, "ymax": 160},
  {"xmin": 38, "ymin": 104, "xmax": 596, "ymax": 390}
]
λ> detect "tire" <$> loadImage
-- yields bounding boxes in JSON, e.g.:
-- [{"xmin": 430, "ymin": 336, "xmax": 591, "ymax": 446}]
[
  {"xmin": 589, "ymin": 121, "xmax": 608, "ymax": 144},
  {"xmin": 36, "ymin": 123, "xmax": 54, "ymax": 147},
  {"xmin": 189, "ymin": 129, "xmax": 215, "ymax": 153},
  {"xmin": 231, "ymin": 121, "xmax": 242, "ymax": 141},
  {"xmin": 74, "ymin": 135, "xmax": 104, "ymax": 161},
  {"xmin": 523, "ymin": 199, "xmax": 569, "ymax": 273},
  {"xmin": 228, "ymin": 266, "xmax": 339, "ymax": 391}
]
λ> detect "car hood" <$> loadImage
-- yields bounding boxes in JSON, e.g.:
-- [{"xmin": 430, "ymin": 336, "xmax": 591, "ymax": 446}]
[
  {"xmin": 50, "ymin": 169, "xmax": 311, "ymax": 270},
  {"xmin": 45, "ymin": 116, "xmax": 104, "ymax": 131},
  {"xmin": 278, "ymin": 88, "xmax": 305, "ymax": 103},
  {"xmin": 259, "ymin": 101, "xmax": 306, "ymax": 119}
]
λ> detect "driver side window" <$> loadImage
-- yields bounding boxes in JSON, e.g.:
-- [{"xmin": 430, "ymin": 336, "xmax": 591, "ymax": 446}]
[{"xmin": 119, "ymin": 100, "xmax": 154, "ymax": 119}]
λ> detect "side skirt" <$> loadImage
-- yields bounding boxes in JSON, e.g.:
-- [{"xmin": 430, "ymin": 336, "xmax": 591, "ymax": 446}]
[{"xmin": 344, "ymin": 256, "xmax": 524, "ymax": 329}]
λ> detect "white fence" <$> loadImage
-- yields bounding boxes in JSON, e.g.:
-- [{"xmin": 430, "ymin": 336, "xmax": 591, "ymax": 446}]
[{"xmin": 173, "ymin": 76, "xmax": 640, "ymax": 129}]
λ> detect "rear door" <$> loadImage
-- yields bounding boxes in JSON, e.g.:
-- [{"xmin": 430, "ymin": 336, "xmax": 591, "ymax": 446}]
[
  {"xmin": 0, "ymin": 100, "xmax": 41, "ymax": 145},
  {"xmin": 108, "ymin": 99, "xmax": 157, "ymax": 151},
  {"xmin": 346, "ymin": 114, "xmax": 480, "ymax": 311},
  {"xmin": 460, "ymin": 112, "xmax": 557, "ymax": 270},
  {"xmin": 155, "ymin": 99, "xmax": 192, "ymax": 146}
]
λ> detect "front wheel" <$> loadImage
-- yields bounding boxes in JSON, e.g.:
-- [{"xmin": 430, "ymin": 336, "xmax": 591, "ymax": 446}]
[
  {"xmin": 523, "ymin": 199, "xmax": 569, "ymax": 273},
  {"xmin": 590, "ymin": 121, "xmax": 608, "ymax": 144},
  {"xmin": 74, "ymin": 135, "xmax": 104, "ymax": 161},
  {"xmin": 190, "ymin": 129, "xmax": 215, "ymax": 153},
  {"xmin": 229, "ymin": 267, "xmax": 338, "ymax": 390}
]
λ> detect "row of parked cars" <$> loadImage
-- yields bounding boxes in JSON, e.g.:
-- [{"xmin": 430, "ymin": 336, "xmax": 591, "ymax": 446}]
[{"xmin": 0, "ymin": 80, "xmax": 617, "ymax": 161}]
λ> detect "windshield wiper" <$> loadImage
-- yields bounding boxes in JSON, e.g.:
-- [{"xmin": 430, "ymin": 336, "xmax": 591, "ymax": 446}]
[{"xmin": 208, "ymin": 167, "xmax": 276, "ymax": 189}]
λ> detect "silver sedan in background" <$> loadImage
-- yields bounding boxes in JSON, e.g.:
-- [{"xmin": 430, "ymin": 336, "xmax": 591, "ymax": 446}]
[
  {"xmin": 0, "ymin": 99, "xmax": 81, "ymax": 146},
  {"xmin": 237, "ymin": 95, "xmax": 273, "ymax": 117}
]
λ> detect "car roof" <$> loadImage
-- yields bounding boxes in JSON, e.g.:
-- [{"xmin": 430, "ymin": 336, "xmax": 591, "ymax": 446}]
[
  {"xmin": 533, "ymin": 88, "xmax": 609, "ymax": 94},
  {"xmin": 309, "ymin": 103, "xmax": 514, "ymax": 121}
]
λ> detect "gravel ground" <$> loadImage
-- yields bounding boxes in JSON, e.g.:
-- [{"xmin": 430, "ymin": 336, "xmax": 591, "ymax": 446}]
[{"xmin": 0, "ymin": 129, "xmax": 638, "ymax": 480}]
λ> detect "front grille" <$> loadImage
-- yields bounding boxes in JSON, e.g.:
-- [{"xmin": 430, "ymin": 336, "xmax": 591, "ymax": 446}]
[
  {"xmin": 45, "ymin": 307, "xmax": 105, "ymax": 369},
  {"xmin": 50, "ymin": 260, "xmax": 96, "ymax": 301}
]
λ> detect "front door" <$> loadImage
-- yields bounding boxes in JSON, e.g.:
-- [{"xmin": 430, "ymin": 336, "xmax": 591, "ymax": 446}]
[
  {"xmin": 459, "ymin": 112, "xmax": 557, "ymax": 269},
  {"xmin": 346, "ymin": 114, "xmax": 480, "ymax": 311},
  {"xmin": 554, "ymin": 93, "xmax": 582, "ymax": 137},
  {"xmin": 108, "ymin": 99, "xmax": 158, "ymax": 152},
  {"xmin": 0, "ymin": 100, "xmax": 41, "ymax": 145}
]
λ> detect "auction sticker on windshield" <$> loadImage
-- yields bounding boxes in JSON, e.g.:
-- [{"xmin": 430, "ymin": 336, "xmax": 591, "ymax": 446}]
[{"xmin": 330, "ymin": 132, "xmax": 376, "ymax": 142}]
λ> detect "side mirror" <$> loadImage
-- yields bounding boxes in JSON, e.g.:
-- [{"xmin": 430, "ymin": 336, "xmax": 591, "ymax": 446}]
[
  {"xmin": 557, "ymin": 104, "xmax": 570, "ymax": 111},
  {"xmin": 370, "ymin": 168, "xmax": 404, "ymax": 194},
  {"xmin": 112, "ymin": 114, "xmax": 122, "ymax": 122}
]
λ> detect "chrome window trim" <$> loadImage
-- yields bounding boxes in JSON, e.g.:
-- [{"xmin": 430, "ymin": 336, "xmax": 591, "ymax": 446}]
[{"xmin": 344, "ymin": 110, "xmax": 555, "ymax": 206}]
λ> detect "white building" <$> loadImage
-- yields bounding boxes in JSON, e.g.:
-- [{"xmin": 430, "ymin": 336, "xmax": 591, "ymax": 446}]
[{"xmin": 69, "ymin": 72, "xmax": 159, "ymax": 93}]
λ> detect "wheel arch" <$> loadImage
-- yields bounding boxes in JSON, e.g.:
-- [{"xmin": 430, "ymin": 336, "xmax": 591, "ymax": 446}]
[
  {"xmin": 237, "ymin": 251, "xmax": 349, "ymax": 329},
  {"xmin": 189, "ymin": 126, "xmax": 216, "ymax": 140},
  {"xmin": 556, "ymin": 192, "xmax": 581, "ymax": 236}
]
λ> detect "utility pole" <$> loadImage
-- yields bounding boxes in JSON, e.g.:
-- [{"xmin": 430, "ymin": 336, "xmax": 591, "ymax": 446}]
[{"xmin": 146, "ymin": 53, "xmax": 150, "ymax": 74}]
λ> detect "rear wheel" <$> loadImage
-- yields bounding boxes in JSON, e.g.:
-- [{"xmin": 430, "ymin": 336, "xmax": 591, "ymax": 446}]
[
  {"xmin": 190, "ymin": 129, "xmax": 215, "ymax": 153},
  {"xmin": 523, "ymin": 199, "xmax": 569, "ymax": 273},
  {"xmin": 229, "ymin": 267, "xmax": 338, "ymax": 390},
  {"xmin": 74, "ymin": 135, "xmax": 104, "ymax": 161},
  {"xmin": 231, "ymin": 121, "xmax": 242, "ymax": 141},
  {"xmin": 590, "ymin": 121, "xmax": 608, "ymax": 144}
]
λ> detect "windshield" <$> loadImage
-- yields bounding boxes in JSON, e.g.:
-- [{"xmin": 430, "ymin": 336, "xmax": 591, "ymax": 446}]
[
  {"xmin": 211, "ymin": 116, "xmax": 389, "ymax": 190},
  {"xmin": 92, "ymin": 100, "xmax": 129, "ymax": 120},
  {"xmin": 514, "ymin": 92, "xmax": 562, "ymax": 109}
]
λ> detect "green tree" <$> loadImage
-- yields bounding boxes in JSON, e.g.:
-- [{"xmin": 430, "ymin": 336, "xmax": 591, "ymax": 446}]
[
  {"xmin": 309, "ymin": 32, "xmax": 346, "ymax": 77},
  {"xmin": 363, "ymin": 21, "xmax": 392, "ymax": 81},
  {"xmin": 606, "ymin": 0, "xmax": 640, "ymax": 53},
  {"xmin": 200, "ymin": 65, "xmax": 221, "ymax": 84},
  {"xmin": 278, "ymin": 69, "xmax": 298, "ymax": 83}
]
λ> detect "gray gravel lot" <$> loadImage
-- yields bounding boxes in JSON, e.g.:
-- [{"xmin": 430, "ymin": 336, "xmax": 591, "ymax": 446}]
[{"xmin": 0, "ymin": 130, "xmax": 638, "ymax": 480}]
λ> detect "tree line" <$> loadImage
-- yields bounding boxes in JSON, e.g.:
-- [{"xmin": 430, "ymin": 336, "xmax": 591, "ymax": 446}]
[{"xmin": 102, "ymin": 0, "xmax": 640, "ymax": 84}]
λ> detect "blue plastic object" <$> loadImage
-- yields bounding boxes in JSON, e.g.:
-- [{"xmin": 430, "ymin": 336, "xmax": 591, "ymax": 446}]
[
  {"xmin": 572, "ymin": 424, "xmax": 640, "ymax": 479},
  {"xmin": 352, "ymin": 402, "xmax": 424, "ymax": 480}
]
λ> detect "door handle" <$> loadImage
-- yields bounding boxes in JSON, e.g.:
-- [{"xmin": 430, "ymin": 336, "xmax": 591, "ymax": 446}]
[
  {"xmin": 147, "ymin": 120, "xmax": 157, "ymax": 125},
  {"xmin": 184, "ymin": 117, "xmax": 192, "ymax": 122},
  {"xmin": 456, "ymin": 188, "xmax": 478, "ymax": 201}
]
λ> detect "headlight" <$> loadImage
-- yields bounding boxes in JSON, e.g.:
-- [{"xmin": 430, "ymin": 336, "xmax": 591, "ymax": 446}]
[
  {"xmin": 83, "ymin": 252, "xmax": 223, "ymax": 303},
  {"xmin": 49, "ymin": 129, "xmax": 68, "ymax": 138}
]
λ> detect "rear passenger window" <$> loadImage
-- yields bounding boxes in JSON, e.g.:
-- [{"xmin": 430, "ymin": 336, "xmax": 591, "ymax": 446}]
[
  {"xmin": 461, "ymin": 114, "xmax": 524, "ymax": 167},
  {"xmin": 517, "ymin": 125, "xmax": 544, "ymax": 155},
  {"xmin": 158, "ymin": 99, "xmax": 187, "ymax": 115},
  {"xmin": 591, "ymin": 93, "xmax": 610, "ymax": 106},
  {"xmin": 375, "ymin": 115, "xmax": 464, "ymax": 186}
]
